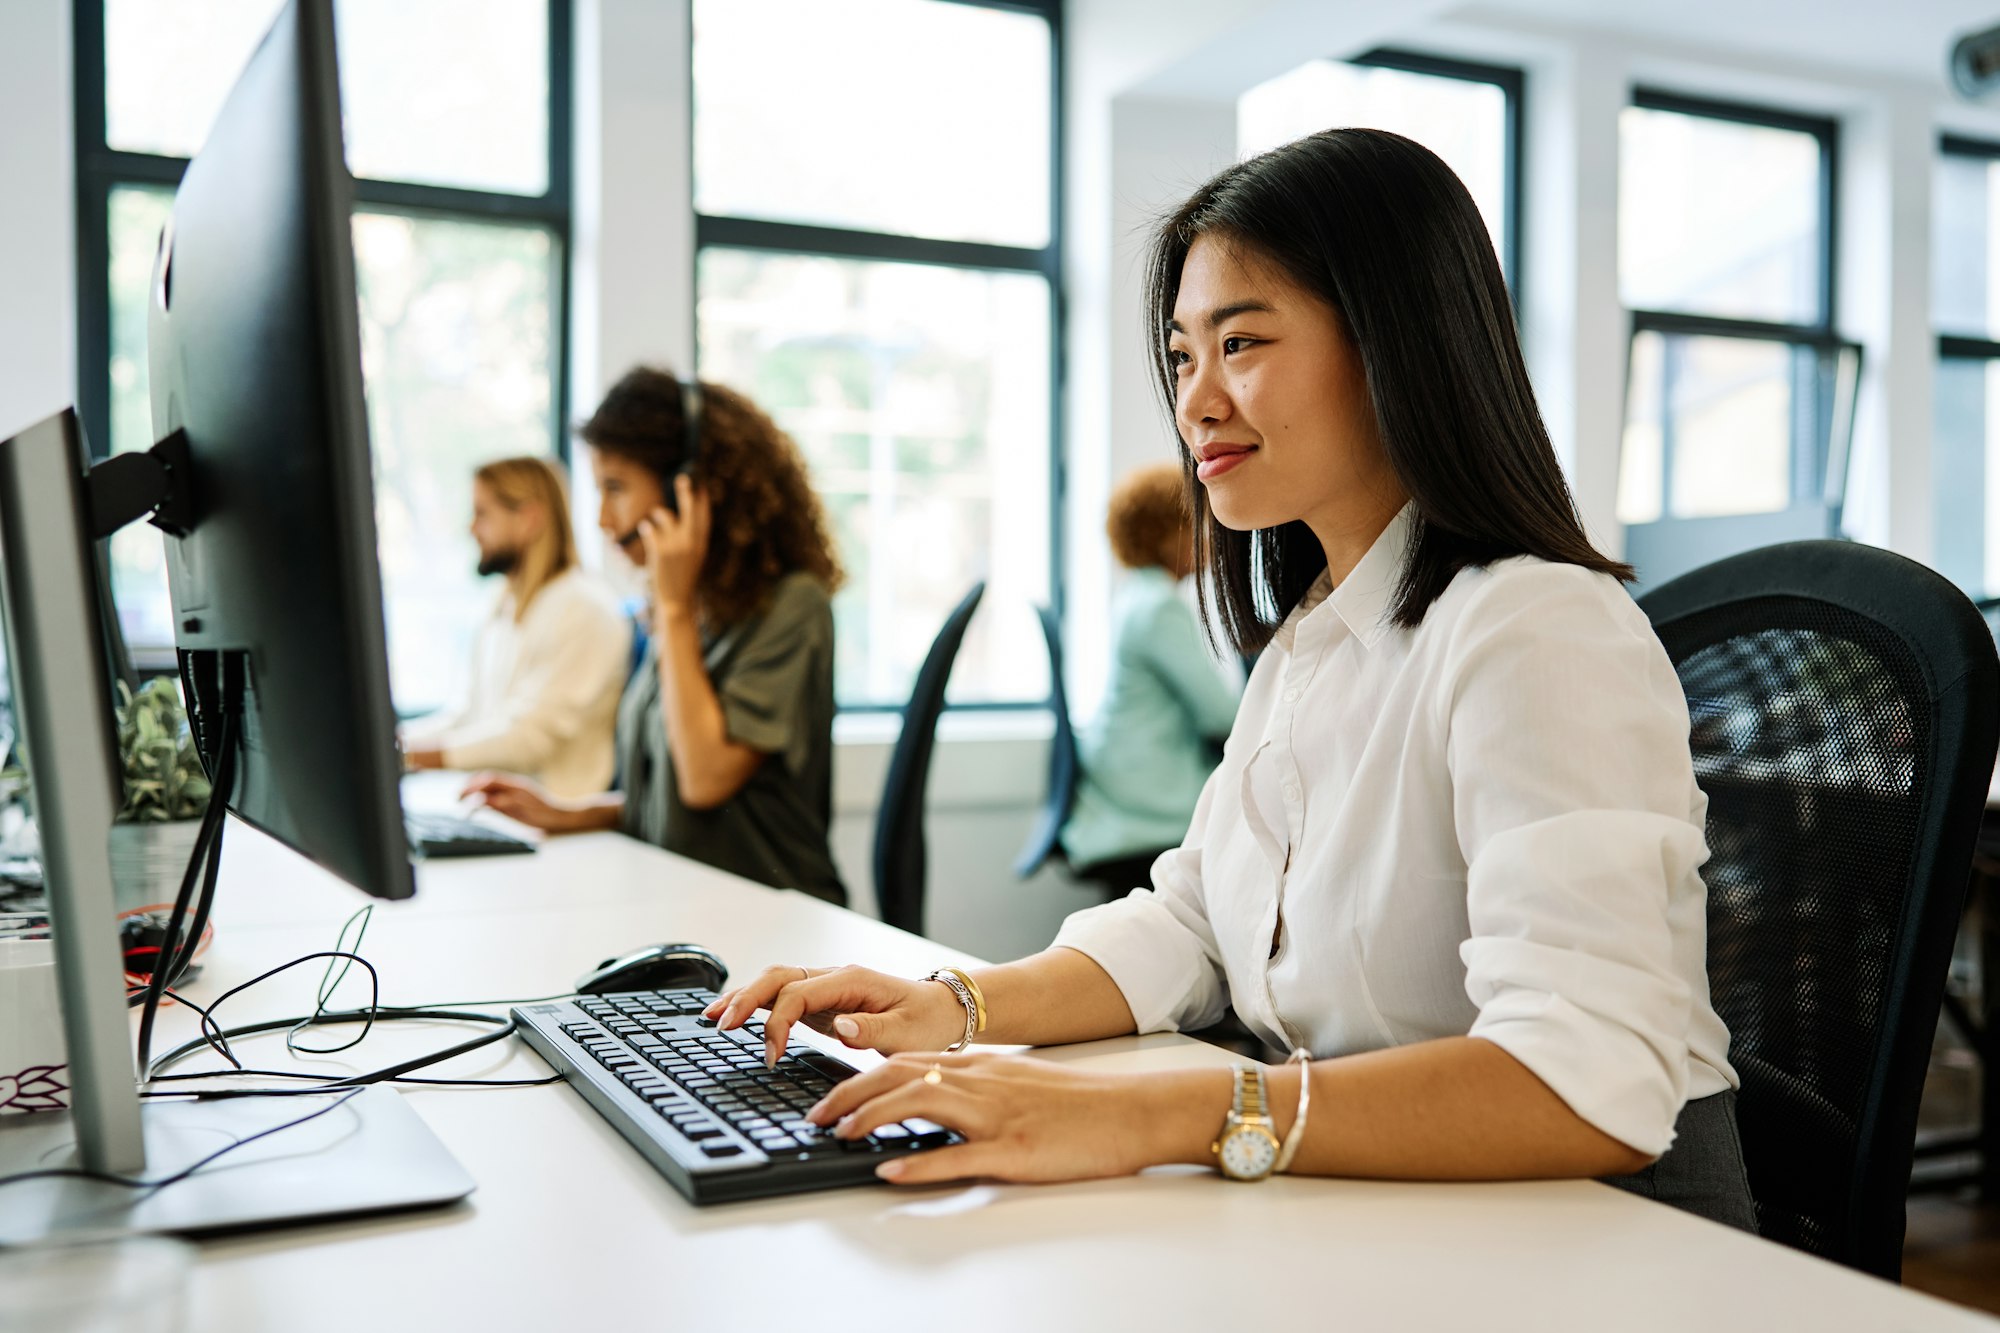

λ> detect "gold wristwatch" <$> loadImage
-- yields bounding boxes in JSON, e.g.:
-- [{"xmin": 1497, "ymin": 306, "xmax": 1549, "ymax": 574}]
[{"xmin": 1212, "ymin": 1065, "xmax": 1281, "ymax": 1181}]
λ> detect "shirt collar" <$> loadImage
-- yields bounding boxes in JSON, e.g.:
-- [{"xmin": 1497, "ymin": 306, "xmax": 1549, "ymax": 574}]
[{"xmin": 1270, "ymin": 503, "xmax": 1415, "ymax": 654}]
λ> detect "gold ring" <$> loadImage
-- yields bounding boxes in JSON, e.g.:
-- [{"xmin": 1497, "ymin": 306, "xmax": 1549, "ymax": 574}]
[{"xmin": 923, "ymin": 1063, "xmax": 944, "ymax": 1086}]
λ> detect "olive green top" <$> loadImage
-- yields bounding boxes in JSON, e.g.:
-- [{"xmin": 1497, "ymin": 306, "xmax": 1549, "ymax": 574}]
[{"xmin": 616, "ymin": 571, "xmax": 845, "ymax": 906}]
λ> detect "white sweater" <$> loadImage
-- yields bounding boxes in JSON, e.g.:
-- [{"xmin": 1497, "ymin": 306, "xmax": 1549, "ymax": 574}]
[{"xmin": 403, "ymin": 568, "xmax": 633, "ymax": 800}]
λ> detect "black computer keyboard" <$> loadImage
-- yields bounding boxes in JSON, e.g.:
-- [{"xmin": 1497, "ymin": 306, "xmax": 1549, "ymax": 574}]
[
  {"xmin": 512, "ymin": 987, "xmax": 961, "ymax": 1205},
  {"xmin": 404, "ymin": 811, "xmax": 535, "ymax": 859}
]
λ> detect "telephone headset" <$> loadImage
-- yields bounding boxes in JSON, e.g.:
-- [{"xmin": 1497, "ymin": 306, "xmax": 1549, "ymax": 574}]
[{"xmin": 615, "ymin": 374, "xmax": 704, "ymax": 548}]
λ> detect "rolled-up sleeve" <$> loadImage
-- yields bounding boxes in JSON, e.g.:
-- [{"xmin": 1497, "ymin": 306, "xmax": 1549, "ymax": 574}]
[
  {"xmin": 716, "ymin": 581, "xmax": 829, "ymax": 778},
  {"xmin": 1447, "ymin": 566, "xmax": 1707, "ymax": 1158},
  {"xmin": 1052, "ymin": 768, "xmax": 1231, "ymax": 1035}
]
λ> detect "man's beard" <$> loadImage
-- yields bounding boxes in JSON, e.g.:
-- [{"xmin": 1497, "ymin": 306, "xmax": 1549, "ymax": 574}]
[{"xmin": 477, "ymin": 548, "xmax": 521, "ymax": 578}]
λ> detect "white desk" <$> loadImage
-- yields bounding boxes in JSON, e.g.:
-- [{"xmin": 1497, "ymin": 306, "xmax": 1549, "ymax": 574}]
[{"xmin": 153, "ymin": 819, "xmax": 1997, "ymax": 1332}]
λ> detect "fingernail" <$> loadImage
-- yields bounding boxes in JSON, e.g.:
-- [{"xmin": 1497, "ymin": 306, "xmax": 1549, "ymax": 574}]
[
  {"xmin": 876, "ymin": 1160, "xmax": 905, "ymax": 1180},
  {"xmin": 833, "ymin": 1016, "xmax": 859, "ymax": 1039},
  {"xmin": 835, "ymin": 1115, "xmax": 856, "ymax": 1139}
]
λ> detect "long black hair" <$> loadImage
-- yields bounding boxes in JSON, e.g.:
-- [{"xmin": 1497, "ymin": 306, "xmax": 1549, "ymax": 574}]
[{"xmin": 1145, "ymin": 128, "xmax": 1630, "ymax": 655}]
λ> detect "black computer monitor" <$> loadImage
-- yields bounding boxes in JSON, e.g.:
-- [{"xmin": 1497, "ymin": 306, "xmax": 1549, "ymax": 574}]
[
  {"xmin": 0, "ymin": 0, "xmax": 470, "ymax": 1237},
  {"xmin": 146, "ymin": 0, "xmax": 410, "ymax": 900}
]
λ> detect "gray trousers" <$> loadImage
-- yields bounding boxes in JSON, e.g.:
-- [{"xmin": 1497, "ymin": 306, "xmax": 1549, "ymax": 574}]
[{"xmin": 1600, "ymin": 1089, "xmax": 1759, "ymax": 1233}]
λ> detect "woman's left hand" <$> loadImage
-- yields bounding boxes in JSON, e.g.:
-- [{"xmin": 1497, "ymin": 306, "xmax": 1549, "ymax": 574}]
[
  {"xmin": 638, "ymin": 474, "xmax": 711, "ymax": 617},
  {"xmin": 805, "ymin": 1050, "xmax": 1220, "ymax": 1185}
]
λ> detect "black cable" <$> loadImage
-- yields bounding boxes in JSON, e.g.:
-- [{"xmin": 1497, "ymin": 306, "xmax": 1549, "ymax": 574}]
[
  {"xmin": 142, "ymin": 1067, "xmax": 562, "ymax": 1090},
  {"xmin": 145, "ymin": 950, "xmax": 386, "ymax": 1081},
  {"xmin": 159, "ymin": 987, "xmax": 237, "ymax": 1068},
  {"xmin": 145, "ymin": 941, "xmax": 530, "ymax": 1097},
  {"xmin": 147, "ymin": 1016, "xmax": 525, "ymax": 1099},
  {"xmin": 0, "ymin": 1088, "xmax": 365, "ymax": 1194},
  {"xmin": 288, "ymin": 904, "xmax": 375, "ymax": 1056},
  {"xmin": 149, "ymin": 654, "xmax": 241, "ymax": 1020},
  {"xmin": 163, "ymin": 779, "xmax": 227, "ymax": 990},
  {"xmin": 373, "ymin": 991, "xmax": 582, "ymax": 1011},
  {"xmin": 133, "ymin": 709, "xmax": 235, "ymax": 1070}
]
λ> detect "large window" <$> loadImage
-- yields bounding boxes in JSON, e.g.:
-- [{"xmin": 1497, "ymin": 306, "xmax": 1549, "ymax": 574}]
[
  {"xmin": 77, "ymin": 0, "xmax": 571, "ymax": 715},
  {"xmin": 691, "ymin": 0, "xmax": 1059, "ymax": 710},
  {"xmin": 1935, "ymin": 135, "xmax": 2000, "ymax": 598},
  {"xmin": 1237, "ymin": 49, "xmax": 1524, "ymax": 291},
  {"xmin": 1615, "ymin": 91, "xmax": 1859, "ymax": 553}
]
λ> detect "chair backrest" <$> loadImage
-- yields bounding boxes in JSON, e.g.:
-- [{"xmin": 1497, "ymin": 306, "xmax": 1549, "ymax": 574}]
[
  {"xmin": 1013, "ymin": 604, "xmax": 1078, "ymax": 878},
  {"xmin": 1639, "ymin": 540, "xmax": 1999, "ymax": 1278},
  {"xmin": 1975, "ymin": 595, "xmax": 2000, "ymax": 647},
  {"xmin": 872, "ymin": 581, "xmax": 985, "ymax": 936}
]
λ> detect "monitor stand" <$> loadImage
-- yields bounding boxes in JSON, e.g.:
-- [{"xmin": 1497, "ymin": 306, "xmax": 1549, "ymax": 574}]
[
  {"xmin": 0, "ymin": 408, "xmax": 474, "ymax": 1240},
  {"xmin": 0, "ymin": 1085, "xmax": 475, "ymax": 1243}
]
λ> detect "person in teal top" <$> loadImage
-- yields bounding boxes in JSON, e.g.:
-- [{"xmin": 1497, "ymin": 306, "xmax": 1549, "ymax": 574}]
[{"xmin": 1062, "ymin": 463, "xmax": 1242, "ymax": 883}]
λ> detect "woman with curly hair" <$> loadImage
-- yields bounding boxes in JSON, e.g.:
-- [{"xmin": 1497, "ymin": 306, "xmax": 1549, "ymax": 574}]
[{"xmin": 465, "ymin": 366, "xmax": 848, "ymax": 906}]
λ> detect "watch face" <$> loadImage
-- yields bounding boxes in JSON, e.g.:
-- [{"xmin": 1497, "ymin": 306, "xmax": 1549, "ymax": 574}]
[{"xmin": 1219, "ymin": 1126, "xmax": 1279, "ymax": 1180}]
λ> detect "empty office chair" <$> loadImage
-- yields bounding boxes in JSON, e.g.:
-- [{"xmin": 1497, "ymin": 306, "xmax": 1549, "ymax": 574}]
[
  {"xmin": 1916, "ymin": 595, "xmax": 2000, "ymax": 1198},
  {"xmin": 1639, "ymin": 540, "xmax": 2000, "ymax": 1278},
  {"xmin": 872, "ymin": 581, "xmax": 985, "ymax": 937},
  {"xmin": 1014, "ymin": 603, "xmax": 1078, "ymax": 879}
]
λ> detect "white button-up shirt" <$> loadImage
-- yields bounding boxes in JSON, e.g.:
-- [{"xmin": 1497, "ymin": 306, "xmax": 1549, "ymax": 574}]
[{"xmin": 1052, "ymin": 505, "xmax": 1735, "ymax": 1156}]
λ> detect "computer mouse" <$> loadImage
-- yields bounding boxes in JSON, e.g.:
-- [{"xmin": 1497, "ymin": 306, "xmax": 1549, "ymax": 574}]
[{"xmin": 575, "ymin": 943, "xmax": 728, "ymax": 996}]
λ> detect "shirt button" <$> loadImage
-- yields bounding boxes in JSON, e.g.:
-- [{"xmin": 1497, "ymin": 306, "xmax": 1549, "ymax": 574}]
[
  {"xmin": 1282, "ymin": 686, "xmax": 1302, "ymax": 704},
  {"xmin": 1282, "ymin": 783, "xmax": 1301, "ymax": 804}
]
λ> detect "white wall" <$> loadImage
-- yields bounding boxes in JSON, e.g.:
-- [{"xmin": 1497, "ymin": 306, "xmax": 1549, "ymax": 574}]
[
  {"xmin": 568, "ymin": 0, "xmax": 695, "ymax": 569},
  {"xmin": 0, "ymin": 0, "xmax": 75, "ymax": 441}
]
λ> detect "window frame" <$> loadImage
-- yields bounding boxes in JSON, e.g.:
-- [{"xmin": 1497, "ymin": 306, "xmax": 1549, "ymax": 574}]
[
  {"xmin": 72, "ymin": 1, "xmax": 576, "ymax": 472},
  {"xmin": 1939, "ymin": 133, "xmax": 2000, "ymax": 363},
  {"xmin": 1348, "ymin": 46, "xmax": 1526, "ymax": 297},
  {"xmin": 1935, "ymin": 134, "xmax": 2000, "ymax": 598},
  {"xmin": 1620, "ymin": 87, "xmax": 1859, "ymax": 529},
  {"xmin": 688, "ymin": 0, "xmax": 1064, "ymax": 715}
]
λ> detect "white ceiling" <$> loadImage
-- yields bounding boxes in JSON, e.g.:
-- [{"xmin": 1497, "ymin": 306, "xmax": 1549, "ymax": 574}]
[{"xmin": 1482, "ymin": 0, "xmax": 1998, "ymax": 86}]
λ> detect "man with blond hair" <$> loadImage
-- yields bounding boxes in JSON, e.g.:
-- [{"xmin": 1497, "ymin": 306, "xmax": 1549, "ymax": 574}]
[{"xmin": 401, "ymin": 456, "xmax": 631, "ymax": 799}]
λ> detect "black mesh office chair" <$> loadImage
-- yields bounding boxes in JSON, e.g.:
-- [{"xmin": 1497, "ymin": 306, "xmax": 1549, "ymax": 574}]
[
  {"xmin": 1976, "ymin": 596, "xmax": 2000, "ymax": 644},
  {"xmin": 1639, "ymin": 540, "xmax": 2000, "ymax": 1279},
  {"xmin": 1014, "ymin": 604, "xmax": 1077, "ymax": 879},
  {"xmin": 872, "ymin": 582, "xmax": 984, "ymax": 937},
  {"xmin": 1950, "ymin": 595, "xmax": 2000, "ymax": 1200}
]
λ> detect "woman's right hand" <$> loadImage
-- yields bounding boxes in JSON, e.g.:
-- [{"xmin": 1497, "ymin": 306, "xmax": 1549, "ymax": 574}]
[
  {"xmin": 461, "ymin": 772, "xmax": 576, "ymax": 832},
  {"xmin": 706, "ymin": 964, "xmax": 970, "ymax": 1067}
]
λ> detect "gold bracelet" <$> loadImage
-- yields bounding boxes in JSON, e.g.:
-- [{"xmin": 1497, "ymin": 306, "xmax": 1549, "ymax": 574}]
[
  {"xmin": 940, "ymin": 966, "xmax": 987, "ymax": 1034},
  {"xmin": 1274, "ymin": 1048, "xmax": 1312, "ymax": 1173},
  {"xmin": 925, "ymin": 969, "xmax": 979, "ymax": 1052}
]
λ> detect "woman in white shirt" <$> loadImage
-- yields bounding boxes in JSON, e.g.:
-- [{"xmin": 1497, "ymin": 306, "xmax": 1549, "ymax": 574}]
[
  {"xmin": 705, "ymin": 129, "xmax": 1754, "ymax": 1228},
  {"xmin": 401, "ymin": 456, "xmax": 631, "ymax": 800}
]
